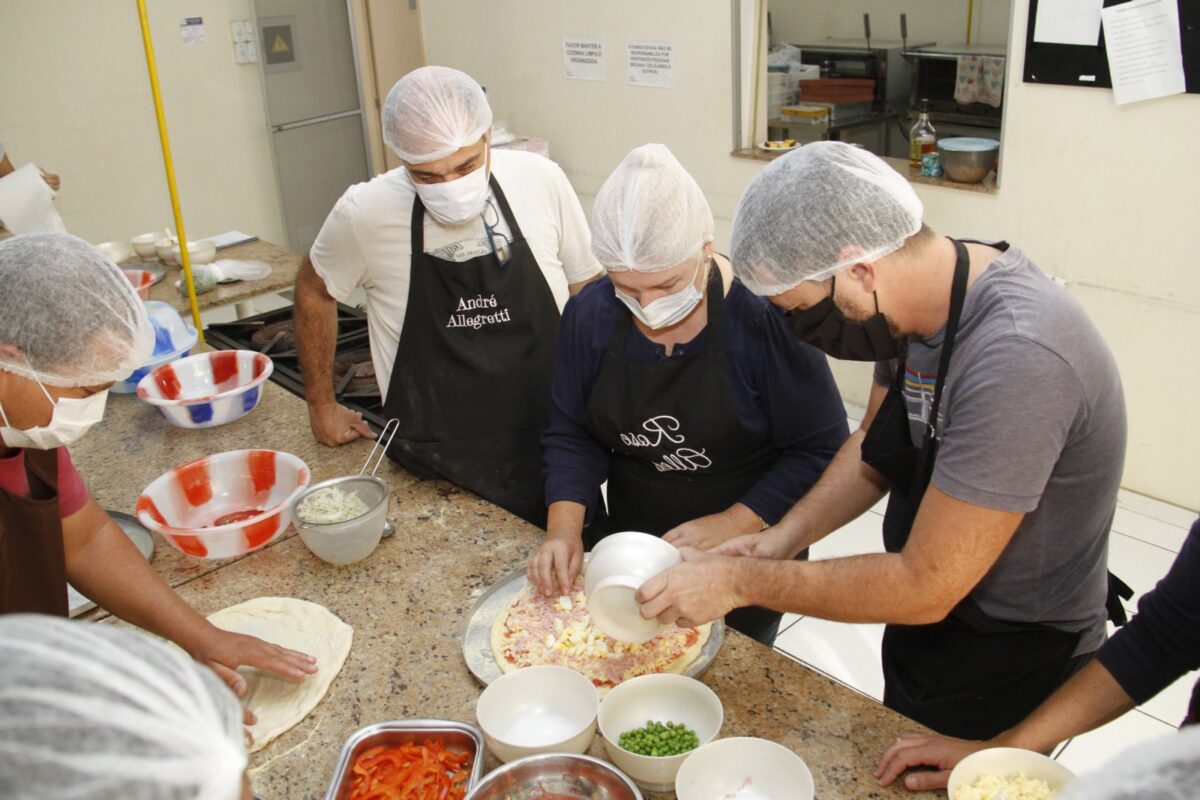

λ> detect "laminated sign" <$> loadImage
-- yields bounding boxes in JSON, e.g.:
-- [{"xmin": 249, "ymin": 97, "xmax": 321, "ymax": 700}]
[{"xmin": 627, "ymin": 40, "xmax": 674, "ymax": 88}]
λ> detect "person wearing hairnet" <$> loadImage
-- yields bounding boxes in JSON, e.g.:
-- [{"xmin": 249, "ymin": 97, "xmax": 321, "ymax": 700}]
[
  {"xmin": 526, "ymin": 145, "xmax": 847, "ymax": 645},
  {"xmin": 0, "ymin": 614, "xmax": 252, "ymax": 800},
  {"xmin": 0, "ymin": 233, "xmax": 316, "ymax": 720},
  {"xmin": 295, "ymin": 66, "xmax": 602, "ymax": 527},
  {"xmin": 635, "ymin": 142, "xmax": 1127, "ymax": 737},
  {"xmin": 876, "ymin": 516, "xmax": 1200, "ymax": 791}
]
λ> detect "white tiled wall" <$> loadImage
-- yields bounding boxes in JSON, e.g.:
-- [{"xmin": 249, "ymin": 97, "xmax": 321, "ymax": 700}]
[{"xmin": 771, "ymin": 403, "xmax": 1197, "ymax": 779}]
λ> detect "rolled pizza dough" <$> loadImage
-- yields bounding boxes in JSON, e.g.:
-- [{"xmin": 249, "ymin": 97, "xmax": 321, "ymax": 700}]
[{"xmin": 207, "ymin": 596, "xmax": 353, "ymax": 752}]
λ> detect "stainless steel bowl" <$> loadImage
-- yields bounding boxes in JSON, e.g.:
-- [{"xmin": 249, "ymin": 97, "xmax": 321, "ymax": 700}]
[
  {"xmin": 936, "ymin": 137, "xmax": 1000, "ymax": 183},
  {"xmin": 324, "ymin": 719, "xmax": 486, "ymax": 800},
  {"xmin": 466, "ymin": 753, "xmax": 642, "ymax": 800}
]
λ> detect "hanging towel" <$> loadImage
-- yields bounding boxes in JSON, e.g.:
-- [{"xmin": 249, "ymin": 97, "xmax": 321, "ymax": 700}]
[{"xmin": 954, "ymin": 55, "xmax": 1005, "ymax": 107}]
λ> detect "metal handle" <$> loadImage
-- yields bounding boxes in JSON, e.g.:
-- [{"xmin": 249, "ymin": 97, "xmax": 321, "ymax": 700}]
[
  {"xmin": 901, "ymin": 13, "xmax": 908, "ymax": 42},
  {"xmin": 271, "ymin": 108, "xmax": 362, "ymax": 133},
  {"xmin": 863, "ymin": 13, "xmax": 872, "ymax": 49},
  {"xmin": 360, "ymin": 418, "xmax": 400, "ymax": 477}
]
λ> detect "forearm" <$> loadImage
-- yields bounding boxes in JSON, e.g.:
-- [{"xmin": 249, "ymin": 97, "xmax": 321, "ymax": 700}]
[
  {"xmin": 773, "ymin": 428, "xmax": 888, "ymax": 555},
  {"xmin": 294, "ymin": 259, "xmax": 339, "ymax": 408},
  {"xmin": 546, "ymin": 500, "xmax": 586, "ymax": 541},
  {"xmin": 994, "ymin": 659, "xmax": 1135, "ymax": 753},
  {"xmin": 65, "ymin": 517, "xmax": 213, "ymax": 652}
]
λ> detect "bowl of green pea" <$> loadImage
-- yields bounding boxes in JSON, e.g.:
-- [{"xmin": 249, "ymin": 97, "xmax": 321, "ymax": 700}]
[{"xmin": 597, "ymin": 674, "xmax": 724, "ymax": 792}]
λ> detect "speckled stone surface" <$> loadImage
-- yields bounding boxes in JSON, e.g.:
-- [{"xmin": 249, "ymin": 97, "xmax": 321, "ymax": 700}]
[
  {"xmin": 145, "ymin": 239, "xmax": 301, "ymax": 311},
  {"xmin": 76, "ymin": 380, "xmax": 926, "ymax": 799}
]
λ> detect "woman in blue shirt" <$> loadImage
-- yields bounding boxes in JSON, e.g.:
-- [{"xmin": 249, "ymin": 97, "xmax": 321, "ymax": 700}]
[{"xmin": 527, "ymin": 144, "xmax": 848, "ymax": 644}]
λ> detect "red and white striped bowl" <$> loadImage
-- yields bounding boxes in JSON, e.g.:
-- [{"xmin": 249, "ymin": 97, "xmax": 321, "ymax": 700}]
[
  {"xmin": 136, "ymin": 449, "xmax": 311, "ymax": 559},
  {"xmin": 137, "ymin": 351, "xmax": 273, "ymax": 429}
]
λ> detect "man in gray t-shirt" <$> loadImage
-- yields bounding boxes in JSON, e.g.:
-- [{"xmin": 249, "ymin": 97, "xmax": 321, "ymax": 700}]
[{"xmin": 634, "ymin": 142, "xmax": 1127, "ymax": 740}]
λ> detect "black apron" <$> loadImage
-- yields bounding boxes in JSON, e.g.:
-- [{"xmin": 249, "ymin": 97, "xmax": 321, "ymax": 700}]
[
  {"xmin": 0, "ymin": 448, "xmax": 69, "ymax": 616},
  {"xmin": 861, "ymin": 240, "xmax": 1098, "ymax": 739},
  {"xmin": 383, "ymin": 176, "xmax": 559, "ymax": 528},
  {"xmin": 583, "ymin": 266, "xmax": 785, "ymax": 645}
]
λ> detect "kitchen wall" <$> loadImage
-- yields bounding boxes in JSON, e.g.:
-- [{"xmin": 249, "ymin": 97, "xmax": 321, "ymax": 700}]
[
  {"xmin": 770, "ymin": 0, "xmax": 1011, "ymax": 47},
  {"xmin": 0, "ymin": 0, "xmax": 285, "ymax": 246},
  {"xmin": 422, "ymin": 0, "xmax": 1199, "ymax": 510}
]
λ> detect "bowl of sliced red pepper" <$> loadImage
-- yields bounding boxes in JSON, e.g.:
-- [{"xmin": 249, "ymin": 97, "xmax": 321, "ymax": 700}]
[{"xmin": 324, "ymin": 719, "xmax": 485, "ymax": 800}]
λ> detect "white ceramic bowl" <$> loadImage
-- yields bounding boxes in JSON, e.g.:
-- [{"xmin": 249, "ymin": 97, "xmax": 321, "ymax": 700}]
[
  {"xmin": 597, "ymin": 674, "xmax": 723, "ymax": 792},
  {"xmin": 475, "ymin": 666, "xmax": 598, "ymax": 763},
  {"xmin": 156, "ymin": 238, "xmax": 178, "ymax": 265},
  {"xmin": 290, "ymin": 475, "xmax": 389, "ymax": 566},
  {"xmin": 95, "ymin": 240, "xmax": 133, "ymax": 265},
  {"xmin": 675, "ymin": 737, "xmax": 814, "ymax": 800},
  {"xmin": 947, "ymin": 747, "xmax": 1075, "ymax": 799},
  {"xmin": 136, "ymin": 350, "xmax": 273, "ymax": 428},
  {"xmin": 586, "ymin": 531, "xmax": 681, "ymax": 643},
  {"xmin": 113, "ymin": 301, "xmax": 198, "ymax": 393},
  {"xmin": 131, "ymin": 232, "xmax": 160, "ymax": 259},
  {"xmin": 171, "ymin": 238, "xmax": 217, "ymax": 265}
]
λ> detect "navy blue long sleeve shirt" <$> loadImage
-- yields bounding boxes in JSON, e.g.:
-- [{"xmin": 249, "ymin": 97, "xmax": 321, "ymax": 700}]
[
  {"xmin": 542, "ymin": 273, "xmax": 849, "ymax": 524},
  {"xmin": 1097, "ymin": 518, "xmax": 1200, "ymax": 718}
]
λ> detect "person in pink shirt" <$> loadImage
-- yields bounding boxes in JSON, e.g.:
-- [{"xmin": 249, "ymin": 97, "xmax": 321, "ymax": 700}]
[{"xmin": 0, "ymin": 232, "xmax": 316, "ymax": 723}]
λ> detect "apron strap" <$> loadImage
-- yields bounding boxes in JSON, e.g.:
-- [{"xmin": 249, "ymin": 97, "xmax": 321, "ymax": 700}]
[
  {"xmin": 488, "ymin": 175, "xmax": 527, "ymax": 242},
  {"xmin": 921, "ymin": 239, "xmax": 971, "ymax": 450}
]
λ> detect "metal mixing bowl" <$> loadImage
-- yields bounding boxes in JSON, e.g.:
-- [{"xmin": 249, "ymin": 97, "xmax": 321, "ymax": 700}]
[
  {"xmin": 466, "ymin": 753, "xmax": 642, "ymax": 800},
  {"xmin": 937, "ymin": 137, "xmax": 1000, "ymax": 183}
]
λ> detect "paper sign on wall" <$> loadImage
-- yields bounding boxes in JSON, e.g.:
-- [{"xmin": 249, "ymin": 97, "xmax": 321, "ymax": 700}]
[
  {"xmin": 627, "ymin": 40, "xmax": 674, "ymax": 89},
  {"xmin": 564, "ymin": 36, "xmax": 606, "ymax": 81},
  {"xmin": 180, "ymin": 17, "xmax": 205, "ymax": 45},
  {"xmin": 1102, "ymin": 0, "xmax": 1186, "ymax": 105}
]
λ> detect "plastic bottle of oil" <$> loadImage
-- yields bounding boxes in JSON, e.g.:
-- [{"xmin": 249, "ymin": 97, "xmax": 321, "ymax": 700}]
[{"xmin": 909, "ymin": 100, "xmax": 936, "ymax": 168}]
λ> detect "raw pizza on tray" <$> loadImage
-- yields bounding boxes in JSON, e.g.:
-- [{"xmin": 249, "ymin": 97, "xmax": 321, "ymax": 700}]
[{"xmin": 491, "ymin": 573, "xmax": 710, "ymax": 692}]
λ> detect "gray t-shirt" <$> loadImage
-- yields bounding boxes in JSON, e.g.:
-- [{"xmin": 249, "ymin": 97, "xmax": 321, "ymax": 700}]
[{"xmin": 875, "ymin": 242, "xmax": 1125, "ymax": 654}]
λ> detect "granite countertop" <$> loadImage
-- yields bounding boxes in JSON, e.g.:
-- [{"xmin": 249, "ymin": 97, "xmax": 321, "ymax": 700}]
[
  {"xmin": 146, "ymin": 239, "xmax": 302, "ymax": 312},
  {"xmin": 74, "ymin": 381, "xmax": 927, "ymax": 799}
]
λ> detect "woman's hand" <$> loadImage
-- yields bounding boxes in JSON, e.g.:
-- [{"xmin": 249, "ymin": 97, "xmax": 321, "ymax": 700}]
[
  {"xmin": 528, "ymin": 533, "xmax": 584, "ymax": 596},
  {"xmin": 664, "ymin": 504, "xmax": 763, "ymax": 552}
]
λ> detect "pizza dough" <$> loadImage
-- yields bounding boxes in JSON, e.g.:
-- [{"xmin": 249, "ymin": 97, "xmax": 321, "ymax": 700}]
[
  {"xmin": 491, "ymin": 576, "xmax": 710, "ymax": 695},
  {"xmin": 207, "ymin": 597, "xmax": 353, "ymax": 752}
]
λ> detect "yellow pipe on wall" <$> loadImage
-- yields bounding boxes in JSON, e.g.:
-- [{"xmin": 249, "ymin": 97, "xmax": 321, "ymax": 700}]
[
  {"xmin": 966, "ymin": 0, "xmax": 975, "ymax": 45},
  {"xmin": 135, "ymin": 0, "xmax": 205, "ymax": 344}
]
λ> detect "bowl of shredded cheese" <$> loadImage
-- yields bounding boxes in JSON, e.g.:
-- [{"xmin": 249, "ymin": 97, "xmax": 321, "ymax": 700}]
[
  {"xmin": 289, "ymin": 475, "xmax": 389, "ymax": 565},
  {"xmin": 948, "ymin": 748, "xmax": 1075, "ymax": 800}
]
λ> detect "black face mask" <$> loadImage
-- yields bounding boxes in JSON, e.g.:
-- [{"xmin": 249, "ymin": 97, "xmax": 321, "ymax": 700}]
[{"xmin": 784, "ymin": 276, "xmax": 904, "ymax": 361}]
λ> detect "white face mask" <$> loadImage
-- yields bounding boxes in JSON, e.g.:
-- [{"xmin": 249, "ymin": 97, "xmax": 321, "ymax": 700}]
[
  {"xmin": 410, "ymin": 143, "xmax": 491, "ymax": 225},
  {"xmin": 614, "ymin": 256, "xmax": 708, "ymax": 330},
  {"xmin": 0, "ymin": 378, "xmax": 108, "ymax": 450}
]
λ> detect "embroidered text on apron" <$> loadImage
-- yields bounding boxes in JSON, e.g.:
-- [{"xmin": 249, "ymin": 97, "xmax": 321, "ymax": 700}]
[
  {"xmin": 383, "ymin": 176, "xmax": 559, "ymax": 528},
  {"xmin": 0, "ymin": 448, "xmax": 68, "ymax": 616}
]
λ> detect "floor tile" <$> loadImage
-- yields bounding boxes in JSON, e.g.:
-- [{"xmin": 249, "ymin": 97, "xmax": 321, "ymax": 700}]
[
  {"xmin": 1110, "ymin": 505, "xmax": 1191, "ymax": 554},
  {"xmin": 778, "ymin": 613, "xmax": 802, "ymax": 634},
  {"xmin": 1107, "ymin": 532, "xmax": 1178, "ymax": 613},
  {"xmin": 773, "ymin": 616, "xmax": 886, "ymax": 702},
  {"xmin": 1053, "ymin": 709, "xmax": 1176, "ymax": 776},
  {"xmin": 1117, "ymin": 489, "xmax": 1198, "ymax": 531},
  {"xmin": 809, "ymin": 511, "xmax": 887, "ymax": 561},
  {"xmin": 1139, "ymin": 669, "xmax": 1198, "ymax": 727}
]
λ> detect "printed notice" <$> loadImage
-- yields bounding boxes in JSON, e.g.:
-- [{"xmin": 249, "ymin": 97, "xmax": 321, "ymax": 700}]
[
  {"xmin": 564, "ymin": 36, "xmax": 606, "ymax": 81},
  {"xmin": 180, "ymin": 17, "xmax": 206, "ymax": 45},
  {"xmin": 1033, "ymin": 0, "xmax": 1103, "ymax": 46},
  {"xmin": 1101, "ymin": 0, "xmax": 1185, "ymax": 105},
  {"xmin": 627, "ymin": 40, "xmax": 674, "ymax": 89}
]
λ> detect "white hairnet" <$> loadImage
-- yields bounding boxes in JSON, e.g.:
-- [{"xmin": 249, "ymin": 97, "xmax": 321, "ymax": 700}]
[
  {"xmin": 1058, "ymin": 724, "xmax": 1200, "ymax": 800},
  {"xmin": 382, "ymin": 66, "xmax": 493, "ymax": 164},
  {"xmin": 0, "ymin": 233, "xmax": 154, "ymax": 387},
  {"xmin": 730, "ymin": 141, "xmax": 923, "ymax": 295},
  {"xmin": 0, "ymin": 615, "xmax": 247, "ymax": 800},
  {"xmin": 591, "ymin": 144, "xmax": 714, "ymax": 272}
]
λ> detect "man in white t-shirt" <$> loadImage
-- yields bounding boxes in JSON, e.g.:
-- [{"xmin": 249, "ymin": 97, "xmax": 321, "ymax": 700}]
[{"xmin": 295, "ymin": 67, "xmax": 601, "ymax": 527}]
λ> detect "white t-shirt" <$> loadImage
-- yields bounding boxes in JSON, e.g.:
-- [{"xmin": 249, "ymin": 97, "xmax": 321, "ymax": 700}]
[{"xmin": 310, "ymin": 149, "xmax": 601, "ymax": 398}]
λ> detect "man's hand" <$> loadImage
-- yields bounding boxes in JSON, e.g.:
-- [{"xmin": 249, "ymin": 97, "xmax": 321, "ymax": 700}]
[
  {"xmin": 308, "ymin": 401, "xmax": 376, "ymax": 446},
  {"xmin": 186, "ymin": 623, "xmax": 318, "ymax": 724},
  {"xmin": 710, "ymin": 526, "xmax": 797, "ymax": 560},
  {"xmin": 663, "ymin": 505, "xmax": 760, "ymax": 552},
  {"xmin": 528, "ymin": 533, "xmax": 584, "ymax": 596},
  {"xmin": 636, "ymin": 548, "xmax": 746, "ymax": 629},
  {"xmin": 875, "ymin": 733, "xmax": 988, "ymax": 791}
]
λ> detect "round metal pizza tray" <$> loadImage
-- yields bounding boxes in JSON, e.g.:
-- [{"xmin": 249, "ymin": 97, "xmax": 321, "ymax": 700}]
[{"xmin": 461, "ymin": 566, "xmax": 724, "ymax": 687}]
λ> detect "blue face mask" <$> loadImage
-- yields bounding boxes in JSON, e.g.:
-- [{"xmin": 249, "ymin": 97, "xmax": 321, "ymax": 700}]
[{"xmin": 613, "ymin": 256, "xmax": 707, "ymax": 330}]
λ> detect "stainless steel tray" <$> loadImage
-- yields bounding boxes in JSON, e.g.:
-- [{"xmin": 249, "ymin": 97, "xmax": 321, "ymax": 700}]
[
  {"xmin": 460, "ymin": 566, "xmax": 724, "ymax": 687},
  {"xmin": 323, "ymin": 719, "xmax": 486, "ymax": 800}
]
